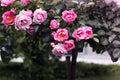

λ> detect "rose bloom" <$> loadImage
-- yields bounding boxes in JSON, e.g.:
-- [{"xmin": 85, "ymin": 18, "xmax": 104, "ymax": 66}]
[
  {"xmin": 72, "ymin": 27, "xmax": 86, "ymax": 41},
  {"xmin": 52, "ymin": 43, "xmax": 68, "ymax": 56},
  {"xmin": 19, "ymin": 9, "xmax": 33, "ymax": 17},
  {"xmin": 15, "ymin": 11, "xmax": 32, "ymax": 30},
  {"xmin": 2, "ymin": 9, "xmax": 15, "ymax": 27},
  {"xmin": 33, "ymin": 8, "xmax": 47, "ymax": 24},
  {"xmin": 50, "ymin": 19, "xmax": 60, "ymax": 29},
  {"xmin": 64, "ymin": 40, "xmax": 75, "ymax": 51},
  {"xmin": 62, "ymin": 9, "xmax": 77, "ymax": 23},
  {"xmin": 21, "ymin": 0, "xmax": 31, "ymax": 5},
  {"xmin": 83, "ymin": 27, "xmax": 93, "ymax": 40},
  {"xmin": 1, "ymin": 0, "xmax": 15, "ymax": 6},
  {"xmin": 53, "ymin": 29, "xmax": 69, "ymax": 42}
]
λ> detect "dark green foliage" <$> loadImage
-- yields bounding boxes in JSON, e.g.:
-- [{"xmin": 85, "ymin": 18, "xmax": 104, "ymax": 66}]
[{"xmin": 0, "ymin": 62, "xmax": 120, "ymax": 80}]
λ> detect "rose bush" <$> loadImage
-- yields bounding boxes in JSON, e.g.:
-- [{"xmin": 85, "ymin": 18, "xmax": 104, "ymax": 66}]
[{"xmin": 0, "ymin": 0, "xmax": 120, "ymax": 80}]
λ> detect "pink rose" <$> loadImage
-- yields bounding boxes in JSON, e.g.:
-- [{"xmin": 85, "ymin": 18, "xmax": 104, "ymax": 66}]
[
  {"xmin": 51, "ymin": 43, "xmax": 68, "ymax": 56},
  {"xmin": 50, "ymin": 19, "xmax": 60, "ymax": 29},
  {"xmin": 27, "ymin": 26, "xmax": 34, "ymax": 35},
  {"xmin": 64, "ymin": 40, "xmax": 75, "ymax": 51},
  {"xmin": 2, "ymin": 9, "xmax": 15, "ymax": 27},
  {"xmin": 15, "ymin": 10, "xmax": 32, "ymax": 30},
  {"xmin": 21, "ymin": 0, "xmax": 31, "ymax": 5},
  {"xmin": 53, "ymin": 29, "xmax": 69, "ymax": 42},
  {"xmin": 19, "ymin": 9, "xmax": 33, "ymax": 17},
  {"xmin": 1, "ymin": 0, "xmax": 15, "ymax": 7},
  {"xmin": 62, "ymin": 9, "xmax": 77, "ymax": 23},
  {"xmin": 33, "ymin": 8, "xmax": 47, "ymax": 24},
  {"xmin": 83, "ymin": 27, "xmax": 93, "ymax": 40},
  {"xmin": 72, "ymin": 27, "xmax": 86, "ymax": 41}
]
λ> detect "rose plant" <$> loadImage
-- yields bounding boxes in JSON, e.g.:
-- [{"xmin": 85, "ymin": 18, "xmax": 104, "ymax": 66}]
[{"xmin": 0, "ymin": 0, "xmax": 120, "ymax": 80}]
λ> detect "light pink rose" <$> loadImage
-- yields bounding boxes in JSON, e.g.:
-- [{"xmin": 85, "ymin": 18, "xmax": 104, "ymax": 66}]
[
  {"xmin": 72, "ymin": 27, "xmax": 86, "ymax": 41},
  {"xmin": 33, "ymin": 8, "xmax": 47, "ymax": 24},
  {"xmin": 52, "ymin": 43, "xmax": 68, "ymax": 56},
  {"xmin": 83, "ymin": 27, "xmax": 93, "ymax": 40},
  {"xmin": 50, "ymin": 19, "xmax": 60, "ymax": 29},
  {"xmin": 21, "ymin": 0, "xmax": 31, "ymax": 5},
  {"xmin": 64, "ymin": 40, "xmax": 75, "ymax": 51},
  {"xmin": 62, "ymin": 9, "xmax": 77, "ymax": 23},
  {"xmin": 19, "ymin": 9, "xmax": 33, "ymax": 17},
  {"xmin": 2, "ymin": 9, "xmax": 15, "ymax": 27},
  {"xmin": 15, "ymin": 10, "xmax": 32, "ymax": 30},
  {"xmin": 1, "ymin": 0, "xmax": 15, "ymax": 7},
  {"xmin": 53, "ymin": 29, "xmax": 69, "ymax": 42},
  {"xmin": 27, "ymin": 26, "xmax": 34, "ymax": 35}
]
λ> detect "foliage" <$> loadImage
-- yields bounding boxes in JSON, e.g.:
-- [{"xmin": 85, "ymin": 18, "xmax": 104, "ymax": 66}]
[{"xmin": 0, "ymin": 61, "xmax": 120, "ymax": 80}]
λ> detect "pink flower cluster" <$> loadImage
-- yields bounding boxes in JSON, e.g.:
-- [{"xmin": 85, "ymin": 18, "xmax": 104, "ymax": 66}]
[
  {"xmin": 1, "ymin": 0, "xmax": 31, "ymax": 7},
  {"xmin": 1, "ymin": 0, "xmax": 15, "ymax": 7},
  {"xmin": 72, "ymin": 27, "xmax": 93, "ymax": 41},
  {"xmin": 51, "ymin": 40, "xmax": 75, "ymax": 56},
  {"xmin": 50, "ymin": 10, "xmax": 93, "ymax": 56},
  {"xmin": 51, "ymin": 26, "xmax": 93, "ymax": 56},
  {"xmin": 2, "ymin": 8, "xmax": 47, "ymax": 35}
]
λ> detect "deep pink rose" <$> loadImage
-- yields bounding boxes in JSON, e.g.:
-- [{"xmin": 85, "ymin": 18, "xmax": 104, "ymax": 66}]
[
  {"xmin": 21, "ymin": 0, "xmax": 31, "ymax": 5},
  {"xmin": 19, "ymin": 9, "xmax": 33, "ymax": 17},
  {"xmin": 83, "ymin": 27, "xmax": 93, "ymax": 40},
  {"xmin": 72, "ymin": 28, "xmax": 86, "ymax": 41},
  {"xmin": 50, "ymin": 19, "xmax": 60, "ymax": 29},
  {"xmin": 15, "ymin": 10, "xmax": 32, "ymax": 30},
  {"xmin": 2, "ymin": 9, "xmax": 15, "ymax": 27},
  {"xmin": 62, "ymin": 9, "xmax": 77, "ymax": 23},
  {"xmin": 51, "ymin": 43, "xmax": 68, "ymax": 56},
  {"xmin": 53, "ymin": 29, "xmax": 69, "ymax": 42},
  {"xmin": 27, "ymin": 26, "xmax": 34, "ymax": 35},
  {"xmin": 64, "ymin": 40, "xmax": 75, "ymax": 51},
  {"xmin": 33, "ymin": 8, "xmax": 47, "ymax": 24},
  {"xmin": 1, "ymin": 0, "xmax": 15, "ymax": 7}
]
